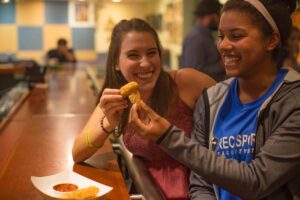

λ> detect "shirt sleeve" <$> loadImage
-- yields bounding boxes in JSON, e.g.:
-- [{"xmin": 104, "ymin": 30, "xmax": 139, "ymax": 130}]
[
  {"xmin": 189, "ymin": 96, "xmax": 217, "ymax": 199},
  {"xmin": 157, "ymin": 94, "xmax": 300, "ymax": 199}
]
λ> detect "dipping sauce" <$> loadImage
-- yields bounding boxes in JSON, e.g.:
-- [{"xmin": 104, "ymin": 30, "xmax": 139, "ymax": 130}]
[{"xmin": 53, "ymin": 183, "xmax": 78, "ymax": 192}]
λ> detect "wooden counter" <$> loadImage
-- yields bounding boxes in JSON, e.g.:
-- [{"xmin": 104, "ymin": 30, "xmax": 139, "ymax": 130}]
[
  {"xmin": 0, "ymin": 64, "xmax": 130, "ymax": 200},
  {"xmin": 0, "ymin": 63, "xmax": 26, "ymax": 74}
]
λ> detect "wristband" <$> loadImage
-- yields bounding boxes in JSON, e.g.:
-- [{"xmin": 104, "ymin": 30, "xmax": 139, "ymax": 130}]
[
  {"xmin": 85, "ymin": 129, "xmax": 101, "ymax": 148},
  {"xmin": 100, "ymin": 115, "xmax": 114, "ymax": 135}
]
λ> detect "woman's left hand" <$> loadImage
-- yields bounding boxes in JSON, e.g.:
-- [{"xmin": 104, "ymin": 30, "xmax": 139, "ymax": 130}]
[{"xmin": 129, "ymin": 101, "xmax": 171, "ymax": 141}]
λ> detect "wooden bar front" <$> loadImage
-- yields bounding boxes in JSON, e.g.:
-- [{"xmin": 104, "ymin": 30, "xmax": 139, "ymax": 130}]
[{"xmin": 0, "ymin": 64, "xmax": 130, "ymax": 200}]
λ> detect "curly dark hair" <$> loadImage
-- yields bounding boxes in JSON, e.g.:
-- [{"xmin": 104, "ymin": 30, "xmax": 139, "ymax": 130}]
[{"xmin": 222, "ymin": 0, "xmax": 297, "ymax": 64}]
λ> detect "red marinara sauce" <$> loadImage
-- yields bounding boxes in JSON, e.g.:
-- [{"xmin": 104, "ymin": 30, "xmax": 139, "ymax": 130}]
[{"xmin": 53, "ymin": 183, "xmax": 78, "ymax": 192}]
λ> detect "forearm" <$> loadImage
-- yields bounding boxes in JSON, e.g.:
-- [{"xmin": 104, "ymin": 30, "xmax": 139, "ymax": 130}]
[
  {"xmin": 158, "ymin": 127, "xmax": 257, "ymax": 198},
  {"xmin": 158, "ymin": 126, "xmax": 300, "ymax": 199},
  {"xmin": 190, "ymin": 172, "xmax": 217, "ymax": 200},
  {"xmin": 72, "ymin": 107, "xmax": 114, "ymax": 163}
]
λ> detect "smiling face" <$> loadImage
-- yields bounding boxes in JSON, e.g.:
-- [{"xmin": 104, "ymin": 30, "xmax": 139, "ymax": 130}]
[
  {"xmin": 116, "ymin": 31, "xmax": 161, "ymax": 97},
  {"xmin": 217, "ymin": 11, "xmax": 277, "ymax": 79}
]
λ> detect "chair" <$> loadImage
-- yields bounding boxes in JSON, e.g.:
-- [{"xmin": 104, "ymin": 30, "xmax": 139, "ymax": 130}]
[
  {"xmin": 110, "ymin": 134, "xmax": 166, "ymax": 200},
  {"xmin": 15, "ymin": 60, "xmax": 47, "ymax": 89}
]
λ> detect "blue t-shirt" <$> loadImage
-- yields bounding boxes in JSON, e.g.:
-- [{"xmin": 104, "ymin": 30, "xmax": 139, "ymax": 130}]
[{"xmin": 213, "ymin": 69, "xmax": 287, "ymax": 200}]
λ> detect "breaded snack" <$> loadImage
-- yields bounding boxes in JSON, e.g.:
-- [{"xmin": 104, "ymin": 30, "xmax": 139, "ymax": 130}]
[
  {"xmin": 64, "ymin": 186, "xmax": 99, "ymax": 199},
  {"xmin": 128, "ymin": 90, "xmax": 141, "ymax": 105},
  {"xmin": 120, "ymin": 81, "xmax": 138, "ymax": 97},
  {"xmin": 120, "ymin": 82, "xmax": 141, "ymax": 105}
]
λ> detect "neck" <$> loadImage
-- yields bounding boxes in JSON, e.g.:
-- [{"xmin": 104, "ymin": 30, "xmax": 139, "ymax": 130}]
[
  {"xmin": 140, "ymin": 90, "xmax": 152, "ymax": 104},
  {"xmin": 238, "ymin": 63, "xmax": 278, "ymax": 103}
]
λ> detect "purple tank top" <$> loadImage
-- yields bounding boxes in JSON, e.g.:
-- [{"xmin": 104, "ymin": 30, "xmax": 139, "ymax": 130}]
[{"xmin": 123, "ymin": 99, "xmax": 193, "ymax": 200}]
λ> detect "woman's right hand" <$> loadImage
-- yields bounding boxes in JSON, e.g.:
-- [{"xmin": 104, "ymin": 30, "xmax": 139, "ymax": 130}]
[
  {"xmin": 129, "ymin": 101, "xmax": 171, "ymax": 141},
  {"xmin": 98, "ymin": 88, "xmax": 128, "ymax": 129}
]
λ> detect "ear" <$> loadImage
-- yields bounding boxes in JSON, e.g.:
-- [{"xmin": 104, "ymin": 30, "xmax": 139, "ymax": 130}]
[
  {"xmin": 115, "ymin": 64, "xmax": 120, "ymax": 71},
  {"xmin": 267, "ymin": 32, "xmax": 280, "ymax": 51}
]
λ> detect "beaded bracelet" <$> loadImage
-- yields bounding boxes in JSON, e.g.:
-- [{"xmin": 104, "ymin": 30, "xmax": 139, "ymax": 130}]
[
  {"xmin": 85, "ymin": 129, "xmax": 101, "ymax": 149},
  {"xmin": 100, "ymin": 115, "xmax": 113, "ymax": 135}
]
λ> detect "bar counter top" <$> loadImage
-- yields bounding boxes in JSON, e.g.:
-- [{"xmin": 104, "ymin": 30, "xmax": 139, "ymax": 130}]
[{"xmin": 0, "ymin": 64, "xmax": 130, "ymax": 200}]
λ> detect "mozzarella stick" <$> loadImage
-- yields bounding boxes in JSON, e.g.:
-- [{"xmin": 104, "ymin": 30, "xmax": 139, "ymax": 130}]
[
  {"xmin": 128, "ymin": 90, "xmax": 141, "ymax": 105},
  {"xmin": 64, "ymin": 186, "xmax": 99, "ymax": 199},
  {"xmin": 120, "ymin": 81, "xmax": 138, "ymax": 97},
  {"xmin": 120, "ymin": 81, "xmax": 141, "ymax": 105}
]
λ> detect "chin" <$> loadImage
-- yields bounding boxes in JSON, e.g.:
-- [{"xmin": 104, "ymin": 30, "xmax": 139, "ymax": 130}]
[{"xmin": 225, "ymin": 70, "xmax": 238, "ymax": 78}]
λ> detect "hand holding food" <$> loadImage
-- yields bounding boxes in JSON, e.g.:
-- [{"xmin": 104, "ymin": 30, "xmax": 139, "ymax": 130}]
[
  {"xmin": 129, "ymin": 101, "xmax": 171, "ymax": 141},
  {"xmin": 98, "ymin": 81, "xmax": 141, "ymax": 134},
  {"xmin": 99, "ymin": 88, "xmax": 128, "ymax": 128}
]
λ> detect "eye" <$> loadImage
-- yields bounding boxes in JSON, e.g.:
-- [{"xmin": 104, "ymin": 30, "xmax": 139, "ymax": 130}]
[
  {"xmin": 218, "ymin": 34, "xmax": 224, "ymax": 40},
  {"xmin": 127, "ymin": 53, "xmax": 139, "ymax": 60},
  {"xmin": 231, "ymin": 34, "xmax": 244, "ymax": 40},
  {"xmin": 147, "ymin": 50, "xmax": 158, "ymax": 57}
]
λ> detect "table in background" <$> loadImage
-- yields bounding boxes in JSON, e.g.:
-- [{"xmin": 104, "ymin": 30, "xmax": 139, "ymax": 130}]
[{"xmin": 0, "ymin": 64, "xmax": 130, "ymax": 200}]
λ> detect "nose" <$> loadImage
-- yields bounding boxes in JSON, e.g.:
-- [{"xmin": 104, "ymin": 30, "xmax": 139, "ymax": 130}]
[
  {"xmin": 139, "ymin": 56, "xmax": 151, "ymax": 67},
  {"xmin": 218, "ymin": 37, "xmax": 232, "ymax": 51}
]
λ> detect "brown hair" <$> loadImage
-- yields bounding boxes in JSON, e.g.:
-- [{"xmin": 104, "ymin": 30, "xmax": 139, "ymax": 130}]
[{"xmin": 99, "ymin": 18, "xmax": 178, "ymax": 135}]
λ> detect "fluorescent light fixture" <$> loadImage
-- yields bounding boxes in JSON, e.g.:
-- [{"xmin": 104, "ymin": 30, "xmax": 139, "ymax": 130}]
[
  {"xmin": 2, "ymin": 0, "xmax": 10, "ymax": 3},
  {"xmin": 112, "ymin": 0, "xmax": 122, "ymax": 2}
]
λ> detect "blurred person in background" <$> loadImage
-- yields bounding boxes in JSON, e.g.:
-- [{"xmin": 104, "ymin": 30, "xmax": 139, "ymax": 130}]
[
  {"xmin": 46, "ymin": 38, "xmax": 77, "ymax": 65},
  {"xmin": 180, "ymin": 0, "xmax": 226, "ymax": 82},
  {"xmin": 282, "ymin": 26, "xmax": 300, "ymax": 72}
]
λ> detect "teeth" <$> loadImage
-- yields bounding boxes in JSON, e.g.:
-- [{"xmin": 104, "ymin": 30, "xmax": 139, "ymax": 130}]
[
  {"xmin": 224, "ymin": 56, "xmax": 239, "ymax": 66},
  {"xmin": 136, "ymin": 72, "xmax": 152, "ymax": 79}
]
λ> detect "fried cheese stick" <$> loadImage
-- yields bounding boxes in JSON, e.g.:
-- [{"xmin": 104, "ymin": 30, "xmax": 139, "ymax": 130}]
[
  {"xmin": 64, "ymin": 186, "xmax": 99, "ymax": 199},
  {"xmin": 120, "ymin": 81, "xmax": 141, "ymax": 105}
]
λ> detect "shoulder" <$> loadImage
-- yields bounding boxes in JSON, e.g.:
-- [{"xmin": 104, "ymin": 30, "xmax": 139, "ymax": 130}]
[
  {"xmin": 47, "ymin": 49, "xmax": 57, "ymax": 53},
  {"xmin": 171, "ymin": 68, "xmax": 216, "ymax": 88},
  {"xmin": 168, "ymin": 68, "xmax": 216, "ymax": 109},
  {"xmin": 47, "ymin": 49, "xmax": 58, "ymax": 56}
]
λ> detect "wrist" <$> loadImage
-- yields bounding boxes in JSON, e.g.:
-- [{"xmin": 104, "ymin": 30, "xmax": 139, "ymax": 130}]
[
  {"xmin": 156, "ymin": 124, "xmax": 173, "ymax": 144},
  {"xmin": 100, "ymin": 115, "xmax": 115, "ymax": 135}
]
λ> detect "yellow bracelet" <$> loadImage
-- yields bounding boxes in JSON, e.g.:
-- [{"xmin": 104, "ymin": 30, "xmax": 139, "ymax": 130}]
[{"xmin": 85, "ymin": 129, "xmax": 101, "ymax": 149}]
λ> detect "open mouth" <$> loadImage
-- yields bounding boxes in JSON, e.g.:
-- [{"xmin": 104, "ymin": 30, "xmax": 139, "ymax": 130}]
[
  {"xmin": 135, "ymin": 71, "xmax": 154, "ymax": 80},
  {"xmin": 223, "ymin": 55, "xmax": 240, "ymax": 67}
]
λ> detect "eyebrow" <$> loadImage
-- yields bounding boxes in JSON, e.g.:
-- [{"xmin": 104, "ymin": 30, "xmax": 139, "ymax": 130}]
[
  {"xmin": 219, "ymin": 28, "xmax": 245, "ymax": 33},
  {"xmin": 230, "ymin": 28, "xmax": 245, "ymax": 32},
  {"xmin": 125, "ymin": 47, "xmax": 158, "ymax": 53},
  {"xmin": 148, "ymin": 48, "xmax": 158, "ymax": 51}
]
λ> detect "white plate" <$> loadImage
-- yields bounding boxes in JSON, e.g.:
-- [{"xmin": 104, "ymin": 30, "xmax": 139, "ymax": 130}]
[{"xmin": 31, "ymin": 170, "xmax": 113, "ymax": 199}]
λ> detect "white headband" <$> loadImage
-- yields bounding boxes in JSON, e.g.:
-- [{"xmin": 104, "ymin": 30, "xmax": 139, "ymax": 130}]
[{"xmin": 244, "ymin": 0, "xmax": 280, "ymax": 36}]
